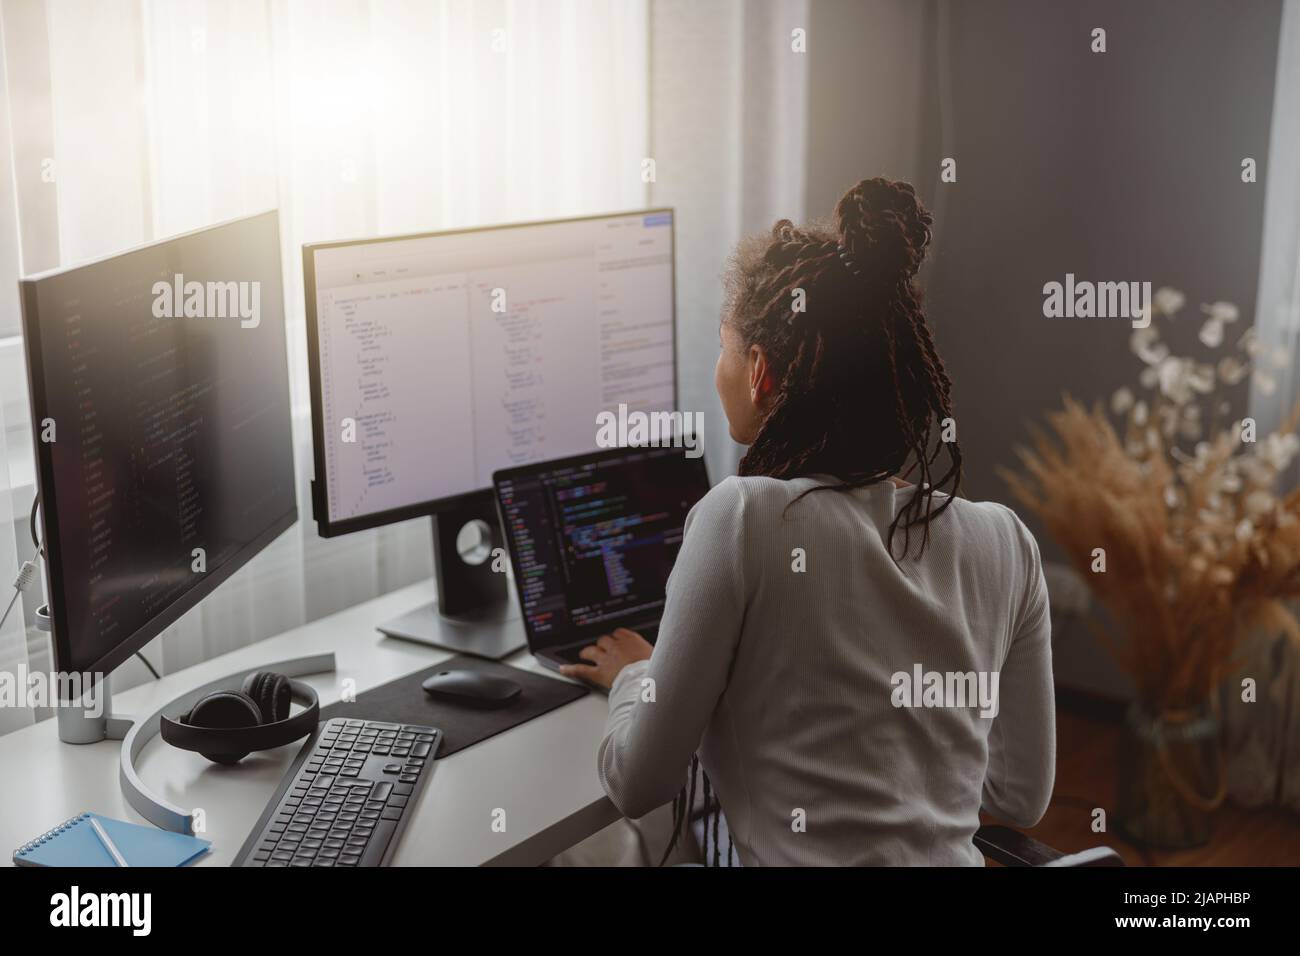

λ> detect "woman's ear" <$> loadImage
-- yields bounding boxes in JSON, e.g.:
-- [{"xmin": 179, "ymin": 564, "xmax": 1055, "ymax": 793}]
[{"xmin": 748, "ymin": 344, "xmax": 774, "ymax": 403}]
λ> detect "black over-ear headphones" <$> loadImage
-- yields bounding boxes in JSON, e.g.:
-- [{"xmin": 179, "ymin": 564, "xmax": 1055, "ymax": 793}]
[{"xmin": 160, "ymin": 671, "xmax": 320, "ymax": 765}]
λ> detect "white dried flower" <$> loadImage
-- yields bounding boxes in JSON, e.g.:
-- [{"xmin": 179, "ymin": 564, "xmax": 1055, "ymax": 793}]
[
  {"xmin": 1199, "ymin": 317, "xmax": 1224, "ymax": 348},
  {"xmin": 1259, "ymin": 432, "xmax": 1300, "ymax": 471},
  {"xmin": 1131, "ymin": 327, "xmax": 1169, "ymax": 366},
  {"xmin": 1154, "ymin": 287, "xmax": 1185, "ymax": 314},
  {"xmin": 1218, "ymin": 355, "xmax": 1248, "ymax": 385},
  {"xmin": 1111, "ymin": 386, "xmax": 1135, "ymax": 415},
  {"xmin": 1158, "ymin": 358, "xmax": 1194, "ymax": 404},
  {"xmin": 1241, "ymin": 327, "xmax": 1265, "ymax": 357},
  {"xmin": 1203, "ymin": 301, "xmax": 1240, "ymax": 323}
]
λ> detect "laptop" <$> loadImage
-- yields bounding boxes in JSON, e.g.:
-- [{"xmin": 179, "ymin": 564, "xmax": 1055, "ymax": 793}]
[{"xmin": 492, "ymin": 444, "xmax": 710, "ymax": 673}]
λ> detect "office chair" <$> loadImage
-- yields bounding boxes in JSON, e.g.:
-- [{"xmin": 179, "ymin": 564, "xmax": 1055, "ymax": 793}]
[
  {"xmin": 974, "ymin": 825, "xmax": 1125, "ymax": 867},
  {"xmin": 687, "ymin": 812, "xmax": 1124, "ymax": 867}
]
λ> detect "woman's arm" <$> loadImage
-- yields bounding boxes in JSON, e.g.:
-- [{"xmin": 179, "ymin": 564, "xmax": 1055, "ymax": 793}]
[
  {"xmin": 566, "ymin": 479, "xmax": 748, "ymax": 820},
  {"xmin": 981, "ymin": 520, "xmax": 1056, "ymax": 827}
]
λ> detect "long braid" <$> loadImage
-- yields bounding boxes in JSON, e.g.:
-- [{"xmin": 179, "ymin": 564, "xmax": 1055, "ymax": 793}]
[
  {"xmin": 879, "ymin": 301, "xmax": 920, "ymax": 558},
  {"xmin": 700, "ymin": 771, "xmax": 712, "ymax": 864},
  {"xmin": 657, "ymin": 755, "xmax": 702, "ymax": 867},
  {"xmin": 710, "ymin": 796, "xmax": 721, "ymax": 867},
  {"xmin": 656, "ymin": 792, "xmax": 682, "ymax": 867},
  {"xmin": 686, "ymin": 755, "xmax": 700, "ymax": 828}
]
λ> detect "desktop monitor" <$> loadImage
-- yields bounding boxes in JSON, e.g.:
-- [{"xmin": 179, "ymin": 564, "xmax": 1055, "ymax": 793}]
[
  {"xmin": 302, "ymin": 209, "xmax": 678, "ymax": 656},
  {"xmin": 20, "ymin": 210, "xmax": 297, "ymax": 680}
]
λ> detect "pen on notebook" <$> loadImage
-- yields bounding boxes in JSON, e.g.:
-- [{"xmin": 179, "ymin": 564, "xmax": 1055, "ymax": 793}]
[{"xmin": 89, "ymin": 817, "xmax": 129, "ymax": 867}]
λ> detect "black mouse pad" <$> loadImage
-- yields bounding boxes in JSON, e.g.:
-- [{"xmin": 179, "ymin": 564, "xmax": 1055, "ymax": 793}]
[{"xmin": 319, "ymin": 656, "xmax": 589, "ymax": 757}]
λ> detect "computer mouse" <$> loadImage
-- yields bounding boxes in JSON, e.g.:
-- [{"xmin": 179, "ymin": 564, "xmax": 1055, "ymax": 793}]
[{"xmin": 421, "ymin": 670, "xmax": 522, "ymax": 708}]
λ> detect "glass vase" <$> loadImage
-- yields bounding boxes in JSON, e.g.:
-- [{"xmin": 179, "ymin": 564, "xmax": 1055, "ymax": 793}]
[{"xmin": 1116, "ymin": 702, "xmax": 1222, "ymax": 850}]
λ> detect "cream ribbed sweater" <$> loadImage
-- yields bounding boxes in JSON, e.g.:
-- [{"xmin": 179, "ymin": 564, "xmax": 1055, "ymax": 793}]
[{"xmin": 597, "ymin": 475, "xmax": 1055, "ymax": 866}]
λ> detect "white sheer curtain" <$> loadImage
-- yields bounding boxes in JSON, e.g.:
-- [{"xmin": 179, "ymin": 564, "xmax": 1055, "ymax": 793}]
[
  {"xmin": 1251, "ymin": 0, "xmax": 1300, "ymax": 438},
  {"xmin": 0, "ymin": 0, "xmax": 649, "ymax": 705},
  {"xmin": 0, "ymin": 390, "xmax": 29, "ymax": 736},
  {"xmin": 0, "ymin": 13, "xmax": 35, "ymax": 734},
  {"xmin": 1238, "ymin": 0, "xmax": 1300, "ymax": 810},
  {"xmin": 649, "ymin": 0, "xmax": 808, "ymax": 483}
]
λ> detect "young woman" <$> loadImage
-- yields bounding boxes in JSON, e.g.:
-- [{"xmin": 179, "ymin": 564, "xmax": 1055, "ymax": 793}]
[{"xmin": 559, "ymin": 177, "xmax": 1054, "ymax": 866}]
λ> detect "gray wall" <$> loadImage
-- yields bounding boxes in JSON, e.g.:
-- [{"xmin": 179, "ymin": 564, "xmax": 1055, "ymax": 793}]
[{"xmin": 804, "ymin": 0, "xmax": 1283, "ymax": 696}]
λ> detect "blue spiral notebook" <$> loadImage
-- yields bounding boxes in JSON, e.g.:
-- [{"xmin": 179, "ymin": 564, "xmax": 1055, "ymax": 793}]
[{"xmin": 13, "ymin": 813, "xmax": 211, "ymax": 868}]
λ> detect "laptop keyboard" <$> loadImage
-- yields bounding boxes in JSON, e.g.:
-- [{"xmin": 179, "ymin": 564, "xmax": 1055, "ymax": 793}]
[
  {"xmin": 554, "ymin": 645, "xmax": 596, "ymax": 665},
  {"xmin": 554, "ymin": 623, "xmax": 659, "ymax": 664}
]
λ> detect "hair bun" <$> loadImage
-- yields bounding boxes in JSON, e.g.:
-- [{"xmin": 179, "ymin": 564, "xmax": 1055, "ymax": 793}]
[{"xmin": 834, "ymin": 178, "xmax": 933, "ymax": 282}]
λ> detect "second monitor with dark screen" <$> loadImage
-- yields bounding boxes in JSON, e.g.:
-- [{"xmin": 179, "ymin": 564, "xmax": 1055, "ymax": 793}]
[{"xmin": 20, "ymin": 210, "xmax": 296, "ymax": 685}]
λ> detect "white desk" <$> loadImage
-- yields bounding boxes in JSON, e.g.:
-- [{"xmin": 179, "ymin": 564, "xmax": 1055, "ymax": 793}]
[{"xmin": 0, "ymin": 581, "xmax": 621, "ymax": 866}]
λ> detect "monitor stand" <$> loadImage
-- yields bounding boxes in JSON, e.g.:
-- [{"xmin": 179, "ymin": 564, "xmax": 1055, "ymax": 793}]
[{"xmin": 375, "ymin": 493, "xmax": 527, "ymax": 660}]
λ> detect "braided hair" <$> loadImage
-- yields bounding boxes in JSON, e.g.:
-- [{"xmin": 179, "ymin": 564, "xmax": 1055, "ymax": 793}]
[
  {"xmin": 658, "ymin": 179, "xmax": 961, "ymax": 866},
  {"xmin": 728, "ymin": 176, "xmax": 961, "ymax": 558}
]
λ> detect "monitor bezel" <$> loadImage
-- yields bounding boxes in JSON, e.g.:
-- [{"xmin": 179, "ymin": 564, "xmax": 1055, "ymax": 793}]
[
  {"xmin": 19, "ymin": 209, "xmax": 299, "ymax": 678},
  {"xmin": 302, "ymin": 207, "xmax": 679, "ymax": 538}
]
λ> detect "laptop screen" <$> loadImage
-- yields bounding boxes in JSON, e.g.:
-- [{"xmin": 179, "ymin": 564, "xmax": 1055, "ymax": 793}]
[{"xmin": 494, "ymin": 446, "xmax": 710, "ymax": 651}]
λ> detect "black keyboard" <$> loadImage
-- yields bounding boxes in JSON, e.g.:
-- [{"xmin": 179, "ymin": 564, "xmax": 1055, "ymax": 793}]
[{"xmin": 234, "ymin": 718, "xmax": 441, "ymax": 867}]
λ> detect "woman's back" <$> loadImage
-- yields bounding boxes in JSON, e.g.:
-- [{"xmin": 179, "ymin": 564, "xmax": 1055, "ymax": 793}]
[
  {"xmin": 591, "ymin": 177, "xmax": 1053, "ymax": 866},
  {"xmin": 596, "ymin": 475, "xmax": 1054, "ymax": 866}
]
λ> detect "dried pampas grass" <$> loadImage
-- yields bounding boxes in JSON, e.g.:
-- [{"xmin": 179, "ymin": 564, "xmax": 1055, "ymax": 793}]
[{"xmin": 1002, "ymin": 291, "xmax": 1300, "ymax": 714}]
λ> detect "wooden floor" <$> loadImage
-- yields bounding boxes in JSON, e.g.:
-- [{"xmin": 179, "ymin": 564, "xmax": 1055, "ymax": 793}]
[{"xmin": 1006, "ymin": 711, "xmax": 1300, "ymax": 866}]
